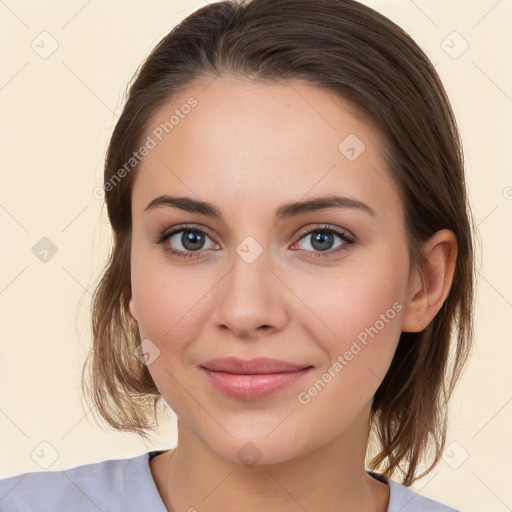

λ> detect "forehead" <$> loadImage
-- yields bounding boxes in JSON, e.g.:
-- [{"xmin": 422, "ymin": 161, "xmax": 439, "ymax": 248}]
[{"xmin": 131, "ymin": 75, "xmax": 402, "ymax": 222}]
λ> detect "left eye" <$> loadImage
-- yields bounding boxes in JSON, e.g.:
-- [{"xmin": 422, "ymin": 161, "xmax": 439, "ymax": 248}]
[{"xmin": 294, "ymin": 227, "xmax": 353, "ymax": 254}]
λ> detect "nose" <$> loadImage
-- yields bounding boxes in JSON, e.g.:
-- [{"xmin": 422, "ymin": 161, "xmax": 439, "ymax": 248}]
[{"xmin": 210, "ymin": 248, "xmax": 289, "ymax": 339}]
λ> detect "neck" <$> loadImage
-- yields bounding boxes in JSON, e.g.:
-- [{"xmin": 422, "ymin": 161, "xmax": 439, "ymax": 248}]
[{"xmin": 150, "ymin": 408, "xmax": 389, "ymax": 512}]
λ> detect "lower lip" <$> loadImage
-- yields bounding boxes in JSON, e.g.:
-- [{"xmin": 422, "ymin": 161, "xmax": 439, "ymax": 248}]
[{"xmin": 201, "ymin": 367, "xmax": 313, "ymax": 400}]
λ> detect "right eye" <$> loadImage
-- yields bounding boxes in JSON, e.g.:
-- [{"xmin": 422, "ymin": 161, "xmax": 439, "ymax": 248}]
[{"xmin": 157, "ymin": 225, "xmax": 219, "ymax": 259}]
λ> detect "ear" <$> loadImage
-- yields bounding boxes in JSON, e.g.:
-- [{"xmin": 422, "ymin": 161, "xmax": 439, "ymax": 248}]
[{"xmin": 401, "ymin": 229, "xmax": 458, "ymax": 332}]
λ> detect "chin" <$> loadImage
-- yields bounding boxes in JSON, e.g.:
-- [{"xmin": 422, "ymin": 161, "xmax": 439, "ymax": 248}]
[
  {"xmin": 197, "ymin": 422, "xmax": 317, "ymax": 468},
  {"xmin": 222, "ymin": 440, "xmax": 300, "ymax": 467}
]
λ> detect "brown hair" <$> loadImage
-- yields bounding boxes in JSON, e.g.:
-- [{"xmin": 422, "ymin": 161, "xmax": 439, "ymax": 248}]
[{"xmin": 81, "ymin": 0, "xmax": 475, "ymax": 486}]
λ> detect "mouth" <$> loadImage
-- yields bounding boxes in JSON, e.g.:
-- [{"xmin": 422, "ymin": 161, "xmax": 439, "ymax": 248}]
[{"xmin": 199, "ymin": 357, "xmax": 314, "ymax": 400}]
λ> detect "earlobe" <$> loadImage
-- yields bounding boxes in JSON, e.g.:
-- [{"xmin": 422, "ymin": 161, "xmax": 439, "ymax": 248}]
[{"xmin": 401, "ymin": 229, "xmax": 458, "ymax": 332}]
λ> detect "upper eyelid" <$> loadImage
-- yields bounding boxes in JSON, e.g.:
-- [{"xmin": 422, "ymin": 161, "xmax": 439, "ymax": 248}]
[{"xmin": 295, "ymin": 224, "xmax": 354, "ymax": 240}]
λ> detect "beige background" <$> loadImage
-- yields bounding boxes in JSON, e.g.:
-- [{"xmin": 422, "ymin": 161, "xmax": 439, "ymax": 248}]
[{"xmin": 0, "ymin": 0, "xmax": 511, "ymax": 510}]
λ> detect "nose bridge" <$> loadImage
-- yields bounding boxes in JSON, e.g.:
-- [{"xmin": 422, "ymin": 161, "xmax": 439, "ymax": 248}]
[{"xmin": 211, "ymin": 241, "xmax": 287, "ymax": 337}]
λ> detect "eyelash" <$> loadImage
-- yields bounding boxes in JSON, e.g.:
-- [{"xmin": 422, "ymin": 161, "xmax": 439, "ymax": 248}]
[{"xmin": 156, "ymin": 223, "xmax": 356, "ymax": 260}]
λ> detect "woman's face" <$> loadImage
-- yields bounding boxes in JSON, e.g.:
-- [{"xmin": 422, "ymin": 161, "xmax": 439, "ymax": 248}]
[{"xmin": 129, "ymin": 75, "xmax": 415, "ymax": 464}]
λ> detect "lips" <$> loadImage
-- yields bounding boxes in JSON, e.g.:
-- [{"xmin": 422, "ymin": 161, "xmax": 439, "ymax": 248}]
[
  {"xmin": 200, "ymin": 357, "xmax": 313, "ymax": 400},
  {"xmin": 201, "ymin": 356, "xmax": 311, "ymax": 374}
]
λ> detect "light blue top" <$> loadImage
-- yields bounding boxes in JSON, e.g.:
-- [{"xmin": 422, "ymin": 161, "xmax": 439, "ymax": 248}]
[{"xmin": 0, "ymin": 451, "xmax": 459, "ymax": 511}]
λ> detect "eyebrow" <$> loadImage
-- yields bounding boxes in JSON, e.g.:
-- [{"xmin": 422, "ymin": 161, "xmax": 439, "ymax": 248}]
[{"xmin": 144, "ymin": 194, "xmax": 376, "ymax": 220}]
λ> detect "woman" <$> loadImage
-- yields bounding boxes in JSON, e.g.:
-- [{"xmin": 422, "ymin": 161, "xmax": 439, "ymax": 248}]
[{"xmin": 0, "ymin": 0, "xmax": 474, "ymax": 510}]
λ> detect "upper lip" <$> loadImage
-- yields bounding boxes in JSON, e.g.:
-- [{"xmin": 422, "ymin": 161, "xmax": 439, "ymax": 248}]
[{"xmin": 200, "ymin": 357, "xmax": 312, "ymax": 374}]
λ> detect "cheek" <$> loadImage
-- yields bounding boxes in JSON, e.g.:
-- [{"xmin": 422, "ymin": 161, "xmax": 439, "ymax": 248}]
[
  {"xmin": 296, "ymin": 253, "xmax": 407, "ymax": 335},
  {"xmin": 131, "ymin": 257, "xmax": 217, "ymax": 349},
  {"xmin": 304, "ymin": 283, "xmax": 403, "ymax": 391},
  {"xmin": 289, "ymin": 247, "xmax": 409, "ymax": 385},
  {"xmin": 332, "ymin": 277, "xmax": 404, "ymax": 351},
  {"xmin": 291, "ymin": 272, "xmax": 405, "ymax": 438},
  {"xmin": 130, "ymin": 264, "xmax": 213, "ymax": 413}
]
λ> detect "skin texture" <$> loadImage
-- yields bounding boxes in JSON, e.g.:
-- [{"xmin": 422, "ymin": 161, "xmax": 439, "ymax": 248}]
[{"xmin": 128, "ymin": 75, "xmax": 457, "ymax": 512}]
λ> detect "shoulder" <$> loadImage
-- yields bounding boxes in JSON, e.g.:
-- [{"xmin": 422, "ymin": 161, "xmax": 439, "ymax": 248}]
[
  {"xmin": 0, "ymin": 451, "xmax": 165, "ymax": 512},
  {"xmin": 368, "ymin": 472, "xmax": 461, "ymax": 512}
]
